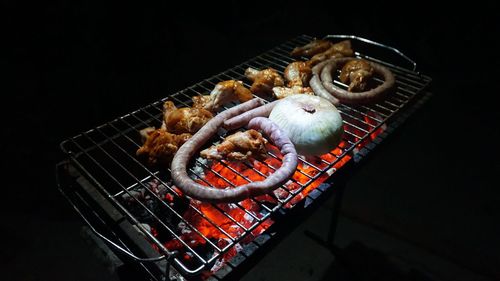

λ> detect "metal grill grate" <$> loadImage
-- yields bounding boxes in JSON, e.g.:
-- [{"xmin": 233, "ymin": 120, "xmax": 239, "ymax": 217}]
[{"xmin": 60, "ymin": 34, "xmax": 432, "ymax": 276}]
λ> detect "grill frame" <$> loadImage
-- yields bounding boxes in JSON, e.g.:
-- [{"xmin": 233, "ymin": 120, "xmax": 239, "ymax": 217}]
[{"xmin": 58, "ymin": 34, "xmax": 432, "ymax": 278}]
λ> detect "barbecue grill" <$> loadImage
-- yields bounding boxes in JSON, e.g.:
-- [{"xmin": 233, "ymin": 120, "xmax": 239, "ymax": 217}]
[{"xmin": 56, "ymin": 34, "xmax": 432, "ymax": 281}]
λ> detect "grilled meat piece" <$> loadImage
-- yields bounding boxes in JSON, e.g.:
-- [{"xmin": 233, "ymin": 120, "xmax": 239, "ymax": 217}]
[
  {"xmin": 163, "ymin": 101, "xmax": 213, "ymax": 134},
  {"xmin": 291, "ymin": 39, "xmax": 333, "ymax": 57},
  {"xmin": 192, "ymin": 80, "xmax": 253, "ymax": 112},
  {"xmin": 191, "ymin": 95, "xmax": 211, "ymax": 109},
  {"xmin": 339, "ymin": 59, "xmax": 375, "ymax": 92},
  {"xmin": 138, "ymin": 98, "xmax": 212, "ymax": 165},
  {"xmin": 139, "ymin": 127, "xmax": 156, "ymax": 143},
  {"xmin": 308, "ymin": 40, "xmax": 354, "ymax": 66},
  {"xmin": 272, "ymin": 85, "xmax": 314, "ymax": 99},
  {"xmin": 211, "ymin": 80, "xmax": 253, "ymax": 108},
  {"xmin": 200, "ymin": 129, "xmax": 268, "ymax": 161},
  {"xmin": 136, "ymin": 128, "xmax": 191, "ymax": 165},
  {"xmin": 284, "ymin": 61, "xmax": 312, "ymax": 87},
  {"xmin": 245, "ymin": 67, "xmax": 285, "ymax": 94}
]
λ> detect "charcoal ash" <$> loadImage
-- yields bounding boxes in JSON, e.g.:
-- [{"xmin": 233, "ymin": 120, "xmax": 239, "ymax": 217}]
[{"xmin": 121, "ymin": 179, "xmax": 189, "ymax": 233}]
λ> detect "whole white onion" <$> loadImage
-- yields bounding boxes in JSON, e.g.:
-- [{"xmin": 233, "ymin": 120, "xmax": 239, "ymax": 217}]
[{"xmin": 269, "ymin": 95, "xmax": 343, "ymax": 156}]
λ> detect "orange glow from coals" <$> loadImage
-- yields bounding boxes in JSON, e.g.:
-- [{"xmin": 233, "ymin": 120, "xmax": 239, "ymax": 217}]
[
  {"xmin": 365, "ymin": 111, "xmax": 386, "ymax": 141},
  {"xmin": 163, "ymin": 142, "xmax": 352, "ymax": 259},
  {"xmin": 162, "ymin": 119, "xmax": 385, "ymax": 274}
]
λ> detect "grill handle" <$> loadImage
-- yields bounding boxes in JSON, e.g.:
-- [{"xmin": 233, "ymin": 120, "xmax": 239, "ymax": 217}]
[
  {"xmin": 55, "ymin": 162, "xmax": 169, "ymax": 263},
  {"xmin": 324, "ymin": 34, "xmax": 417, "ymax": 72}
]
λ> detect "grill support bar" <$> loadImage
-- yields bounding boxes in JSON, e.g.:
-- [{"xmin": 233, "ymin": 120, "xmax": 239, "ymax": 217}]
[{"xmin": 56, "ymin": 162, "xmax": 170, "ymax": 280}]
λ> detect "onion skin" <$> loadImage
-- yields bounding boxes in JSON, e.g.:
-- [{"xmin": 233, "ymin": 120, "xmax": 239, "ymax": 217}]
[{"xmin": 269, "ymin": 95, "xmax": 343, "ymax": 156}]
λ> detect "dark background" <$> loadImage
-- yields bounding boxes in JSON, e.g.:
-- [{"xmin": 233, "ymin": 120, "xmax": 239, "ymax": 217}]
[{"xmin": 4, "ymin": 1, "xmax": 500, "ymax": 280}]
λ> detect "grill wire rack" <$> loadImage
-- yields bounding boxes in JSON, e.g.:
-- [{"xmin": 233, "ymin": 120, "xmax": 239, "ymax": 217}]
[{"xmin": 58, "ymin": 34, "xmax": 432, "ymax": 278}]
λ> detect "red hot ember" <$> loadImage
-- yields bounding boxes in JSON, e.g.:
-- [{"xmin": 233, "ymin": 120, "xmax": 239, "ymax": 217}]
[{"xmin": 129, "ymin": 112, "xmax": 385, "ymax": 277}]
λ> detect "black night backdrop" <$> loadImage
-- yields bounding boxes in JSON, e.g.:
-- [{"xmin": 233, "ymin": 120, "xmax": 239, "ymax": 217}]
[{"xmin": 4, "ymin": 1, "xmax": 500, "ymax": 281}]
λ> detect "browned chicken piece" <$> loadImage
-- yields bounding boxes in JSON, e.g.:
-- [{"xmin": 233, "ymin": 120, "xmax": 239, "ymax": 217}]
[
  {"xmin": 272, "ymin": 85, "xmax": 314, "ymax": 99},
  {"xmin": 191, "ymin": 80, "xmax": 253, "ymax": 112},
  {"xmin": 290, "ymin": 39, "xmax": 333, "ymax": 57},
  {"xmin": 191, "ymin": 95, "xmax": 211, "ymax": 109},
  {"xmin": 139, "ymin": 127, "xmax": 156, "ymax": 143},
  {"xmin": 163, "ymin": 101, "xmax": 213, "ymax": 134},
  {"xmin": 136, "ymin": 128, "xmax": 191, "ymax": 165},
  {"xmin": 339, "ymin": 59, "xmax": 375, "ymax": 92},
  {"xmin": 308, "ymin": 40, "xmax": 354, "ymax": 66},
  {"xmin": 162, "ymin": 100, "xmax": 177, "ymax": 113},
  {"xmin": 209, "ymin": 80, "xmax": 253, "ymax": 109},
  {"xmin": 200, "ymin": 129, "xmax": 268, "ymax": 161},
  {"xmin": 284, "ymin": 61, "xmax": 312, "ymax": 87},
  {"xmin": 245, "ymin": 67, "xmax": 285, "ymax": 94}
]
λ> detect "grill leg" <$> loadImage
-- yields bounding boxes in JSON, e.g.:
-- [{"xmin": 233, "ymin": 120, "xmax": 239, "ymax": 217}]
[
  {"xmin": 327, "ymin": 180, "xmax": 345, "ymax": 245},
  {"xmin": 303, "ymin": 171, "xmax": 365, "ymax": 280},
  {"xmin": 303, "ymin": 177, "xmax": 346, "ymax": 254}
]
